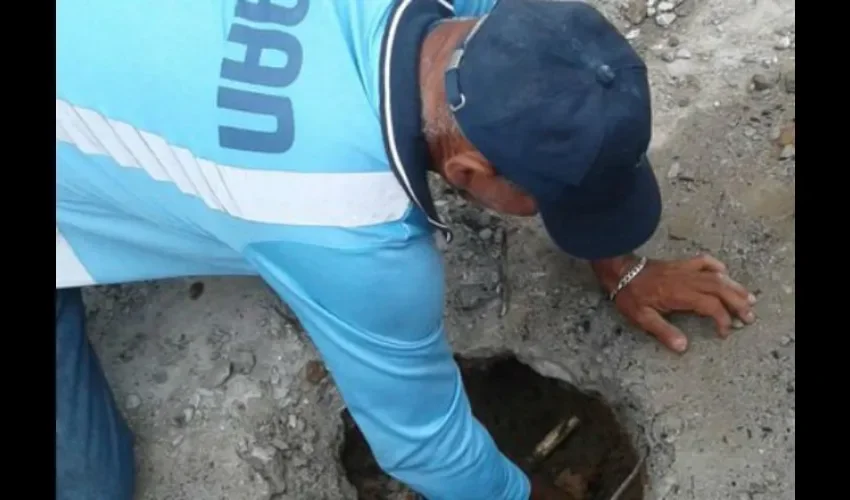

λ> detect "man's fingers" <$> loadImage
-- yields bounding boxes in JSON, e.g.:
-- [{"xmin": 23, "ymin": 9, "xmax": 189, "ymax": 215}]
[
  {"xmin": 716, "ymin": 273, "xmax": 750, "ymax": 297},
  {"xmin": 719, "ymin": 273, "xmax": 758, "ymax": 306},
  {"xmin": 696, "ymin": 274, "xmax": 756, "ymax": 324},
  {"xmin": 684, "ymin": 254, "xmax": 727, "ymax": 274},
  {"xmin": 635, "ymin": 308, "xmax": 688, "ymax": 353},
  {"xmin": 691, "ymin": 295, "xmax": 733, "ymax": 337}
]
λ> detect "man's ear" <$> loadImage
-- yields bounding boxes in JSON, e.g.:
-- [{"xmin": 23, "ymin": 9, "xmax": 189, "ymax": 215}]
[{"xmin": 442, "ymin": 150, "xmax": 493, "ymax": 190}]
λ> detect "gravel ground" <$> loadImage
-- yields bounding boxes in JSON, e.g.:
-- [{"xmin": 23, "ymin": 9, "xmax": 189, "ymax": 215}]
[{"xmin": 82, "ymin": 1, "xmax": 795, "ymax": 498}]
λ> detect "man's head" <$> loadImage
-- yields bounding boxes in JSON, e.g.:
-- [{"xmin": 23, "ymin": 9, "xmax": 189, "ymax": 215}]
[{"xmin": 420, "ymin": 0, "xmax": 660, "ymax": 260}]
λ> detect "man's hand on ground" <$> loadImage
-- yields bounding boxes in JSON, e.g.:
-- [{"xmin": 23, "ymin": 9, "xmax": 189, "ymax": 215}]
[{"xmin": 591, "ymin": 254, "xmax": 757, "ymax": 353}]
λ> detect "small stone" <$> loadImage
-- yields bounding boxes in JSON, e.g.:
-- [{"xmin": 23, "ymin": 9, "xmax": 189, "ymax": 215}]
[
  {"xmin": 554, "ymin": 470, "xmax": 588, "ymax": 499},
  {"xmin": 173, "ymin": 406, "xmax": 195, "ymax": 427},
  {"xmin": 783, "ymin": 70, "xmax": 795, "ymax": 93},
  {"xmin": 652, "ymin": 411, "xmax": 685, "ymax": 444},
  {"xmin": 674, "ymin": 0, "xmax": 693, "ymax": 17},
  {"xmin": 269, "ymin": 366, "xmax": 281, "ymax": 385},
  {"xmin": 204, "ymin": 360, "xmax": 233, "ymax": 389},
  {"xmin": 751, "ymin": 73, "xmax": 775, "ymax": 91},
  {"xmin": 780, "ymin": 335, "xmax": 793, "ymax": 346},
  {"xmin": 675, "ymin": 48, "xmax": 692, "ymax": 59},
  {"xmin": 197, "ymin": 389, "xmax": 215, "ymax": 399},
  {"xmin": 125, "ymin": 394, "xmax": 142, "ymax": 410},
  {"xmin": 238, "ymin": 444, "xmax": 287, "ymax": 495},
  {"xmin": 625, "ymin": 28, "xmax": 641, "ymax": 40},
  {"xmin": 779, "ymin": 145, "xmax": 795, "ymax": 160},
  {"xmin": 477, "ymin": 212, "xmax": 492, "ymax": 227},
  {"xmin": 666, "ymin": 162, "xmax": 681, "ymax": 179},
  {"xmin": 774, "ymin": 36, "xmax": 792, "ymax": 50},
  {"xmin": 743, "ymin": 126, "xmax": 757, "ymax": 139},
  {"xmin": 647, "ymin": 6, "xmax": 656, "ymax": 16},
  {"xmin": 770, "ymin": 126, "xmax": 782, "ymax": 141},
  {"xmin": 171, "ymin": 434, "xmax": 185, "ymax": 448},
  {"xmin": 661, "ymin": 51, "xmax": 676, "ymax": 63},
  {"xmin": 777, "ymin": 124, "xmax": 795, "ymax": 146},
  {"xmin": 271, "ymin": 438, "xmax": 290, "ymax": 451},
  {"xmin": 231, "ymin": 350, "xmax": 256, "ymax": 375},
  {"xmin": 188, "ymin": 281, "xmax": 205, "ymax": 300},
  {"xmin": 303, "ymin": 427, "xmax": 317, "ymax": 443},
  {"xmin": 493, "ymin": 227, "xmax": 504, "ymax": 244},
  {"xmin": 668, "ymin": 35, "xmax": 680, "ymax": 47},
  {"xmin": 152, "ymin": 370, "xmax": 169, "ymax": 385},
  {"xmin": 677, "ymin": 97, "xmax": 691, "ymax": 107},
  {"xmin": 655, "ymin": 12, "xmax": 677, "ymax": 27},
  {"xmin": 658, "ymin": 1, "xmax": 675, "ymax": 12},
  {"xmin": 288, "ymin": 414, "xmax": 299, "ymax": 429},
  {"xmin": 621, "ymin": 0, "xmax": 647, "ymax": 25},
  {"xmin": 659, "ymin": 474, "xmax": 679, "ymax": 497},
  {"xmin": 304, "ymin": 360, "xmax": 328, "ymax": 385},
  {"xmin": 478, "ymin": 228, "xmax": 493, "ymax": 240}
]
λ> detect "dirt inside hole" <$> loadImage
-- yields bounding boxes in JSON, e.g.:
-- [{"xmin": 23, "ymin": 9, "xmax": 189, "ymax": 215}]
[{"xmin": 341, "ymin": 355, "xmax": 646, "ymax": 500}]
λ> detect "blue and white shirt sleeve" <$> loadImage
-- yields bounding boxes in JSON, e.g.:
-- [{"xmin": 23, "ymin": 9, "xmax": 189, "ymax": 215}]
[{"xmin": 244, "ymin": 234, "xmax": 530, "ymax": 500}]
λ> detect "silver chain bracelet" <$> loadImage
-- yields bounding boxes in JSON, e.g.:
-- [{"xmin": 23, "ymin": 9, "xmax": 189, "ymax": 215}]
[{"xmin": 609, "ymin": 256, "xmax": 648, "ymax": 301}]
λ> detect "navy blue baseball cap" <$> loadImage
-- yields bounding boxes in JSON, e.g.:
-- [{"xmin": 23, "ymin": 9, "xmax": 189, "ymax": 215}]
[{"xmin": 444, "ymin": 0, "xmax": 661, "ymax": 260}]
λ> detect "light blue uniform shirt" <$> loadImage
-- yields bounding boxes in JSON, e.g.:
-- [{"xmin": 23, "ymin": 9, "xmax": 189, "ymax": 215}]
[{"xmin": 56, "ymin": 0, "xmax": 530, "ymax": 498}]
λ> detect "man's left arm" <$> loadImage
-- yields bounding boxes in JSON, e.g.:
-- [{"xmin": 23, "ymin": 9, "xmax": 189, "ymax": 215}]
[
  {"xmin": 243, "ymin": 235, "xmax": 530, "ymax": 499},
  {"xmin": 591, "ymin": 254, "xmax": 757, "ymax": 352}
]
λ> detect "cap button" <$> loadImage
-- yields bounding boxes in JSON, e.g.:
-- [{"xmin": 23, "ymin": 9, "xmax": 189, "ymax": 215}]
[{"xmin": 596, "ymin": 64, "xmax": 615, "ymax": 87}]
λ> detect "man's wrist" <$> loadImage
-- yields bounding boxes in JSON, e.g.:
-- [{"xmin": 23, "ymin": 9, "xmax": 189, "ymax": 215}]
[{"xmin": 590, "ymin": 254, "xmax": 639, "ymax": 294}]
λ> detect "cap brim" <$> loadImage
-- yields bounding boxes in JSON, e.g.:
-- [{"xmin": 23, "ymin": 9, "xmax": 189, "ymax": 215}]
[{"xmin": 540, "ymin": 159, "xmax": 662, "ymax": 260}]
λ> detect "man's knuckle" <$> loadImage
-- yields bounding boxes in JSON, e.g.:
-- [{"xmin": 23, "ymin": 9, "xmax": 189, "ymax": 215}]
[
  {"xmin": 723, "ymin": 291, "xmax": 747, "ymax": 308},
  {"xmin": 633, "ymin": 309, "xmax": 654, "ymax": 324},
  {"xmin": 710, "ymin": 298, "xmax": 727, "ymax": 314},
  {"xmin": 711, "ymin": 302, "xmax": 732, "ymax": 323},
  {"xmin": 697, "ymin": 275, "xmax": 720, "ymax": 292},
  {"xmin": 696, "ymin": 296, "xmax": 721, "ymax": 315}
]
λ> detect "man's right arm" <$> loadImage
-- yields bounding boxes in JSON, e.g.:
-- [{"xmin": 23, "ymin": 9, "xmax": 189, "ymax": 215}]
[{"xmin": 243, "ymin": 234, "xmax": 530, "ymax": 500}]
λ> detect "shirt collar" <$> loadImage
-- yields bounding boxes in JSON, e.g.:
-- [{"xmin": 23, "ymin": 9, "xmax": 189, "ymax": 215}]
[{"xmin": 378, "ymin": 0, "xmax": 454, "ymax": 241}]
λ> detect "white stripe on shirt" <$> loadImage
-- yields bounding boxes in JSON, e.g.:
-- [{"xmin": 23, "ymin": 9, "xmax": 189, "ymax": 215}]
[
  {"xmin": 56, "ymin": 228, "xmax": 96, "ymax": 288},
  {"xmin": 56, "ymin": 99, "xmax": 412, "ymax": 228}
]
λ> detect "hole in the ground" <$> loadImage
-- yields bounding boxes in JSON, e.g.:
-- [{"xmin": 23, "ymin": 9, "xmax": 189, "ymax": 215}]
[{"xmin": 341, "ymin": 354, "xmax": 646, "ymax": 500}]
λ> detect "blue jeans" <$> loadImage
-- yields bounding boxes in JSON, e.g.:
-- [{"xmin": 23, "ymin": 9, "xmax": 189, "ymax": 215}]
[{"xmin": 55, "ymin": 288, "xmax": 135, "ymax": 500}]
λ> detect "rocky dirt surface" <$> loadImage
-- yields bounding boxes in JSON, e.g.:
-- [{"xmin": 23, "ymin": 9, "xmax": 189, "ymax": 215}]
[{"xmin": 82, "ymin": 1, "xmax": 795, "ymax": 498}]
